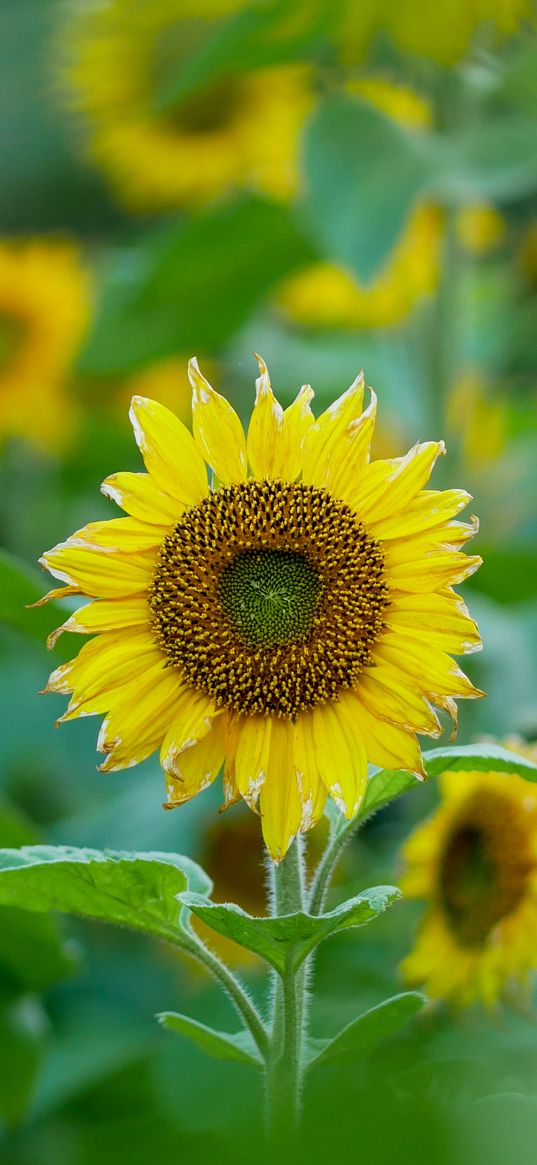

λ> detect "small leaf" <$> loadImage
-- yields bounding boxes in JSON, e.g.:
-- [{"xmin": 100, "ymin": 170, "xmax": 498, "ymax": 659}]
[
  {"xmin": 360, "ymin": 743, "xmax": 537, "ymax": 823},
  {"xmin": 158, "ymin": 1012, "xmax": 262, "ymax": 1067},
  {"xmin": 179, "ymin": 886, "xmax": 400, "ymax": 974},
  {"xmin": 0, "ymin": 846, "xmax": 212, "ymax": 945},
  {"xmin": 303, "ymin": 93, "xmax": 433, "ymax": 283},
  {"xmin": 307, "ymin": 992, "xmax": 425, "ymax": 1070}
]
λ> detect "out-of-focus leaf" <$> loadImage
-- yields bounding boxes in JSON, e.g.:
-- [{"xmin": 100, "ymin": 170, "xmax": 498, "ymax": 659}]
[
  {"xmin": 0, "ymin": 550, "xmax": 72, "ymax": 653},
  {"xmin": 158, "ymin": 1012, "xmax": 262, "ymax": 1066},
  {"xmin": 360, "ymin": 743, "xmax": 537, "ymax": 823},
  {"xmin": 0, "ymin": 995, "xmax": 47, "ymax": 1128},
  {"xmin": 302, "ymin": 94, "xmax": 433, "ymax": 283},
  {"xmin": 439, "ymin": 120, "xmax": 537, "ymax": 200},
  {"xmin": 0, "ymin": 847, "xmax": 212, "ymax": 943},
  {"xmin": 307, "ymin": 992, "xmax": 425, "ymax": 1070},
  {"xmin": 79, "ymin": 197, "xmax": 318, "ymax": 376},
  {"xmin": 180, "ymin": 886, "xmax": 400, "ymax": 974}
]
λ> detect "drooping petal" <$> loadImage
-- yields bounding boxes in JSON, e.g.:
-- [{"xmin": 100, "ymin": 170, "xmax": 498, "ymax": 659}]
[
  {"xmin": 234, "ymin": 715, "xmax": 272, "ymax": 808},
  {"xmin": 101, "ymin": 471, "xmax": 183, "ymax": 525},
  {"xmin": 40, "ymin": 541, "xmax": 154, "ymax": 598},
  {"xmin": 343, "ymin": 691, "xmax": 427, "ymax": 778},
  {"xmin": 246, "ymin": 354, "xmax": 288, "ymax": 478},
  {"xmin": 189, "ymin": 357, "xmax": 247, "ymax": 483},
  {"xmin": 310, "ymin": 700, "xmax": 368, "ymax": 817},
  {"xmin": 302, "ymin": 372, "xmax": 365, "ymax": 488},
  {"xmin": 98, "ymin": 663, "xmax": 185, "ymax": 771},
  {"xmin": 221, "ymin": 716, "xmax": 242, "ymax": 809},
  {"xmin": 160, "ymin": 688, "xmax": 222, "ymax": 774},
  {"xmin": 29, "ymin": 584, "xmax": 81, "ymax": 607},
  {"xmin": 357, "ymin": 665, "xmax": 442, "ymax": 736},
  {"xmin": 374, "ymin": 633, "xmax": 484, "ymax": 700},
  {"xmin": 164, "ymin": 714, "xmax": 228, "ymax": 808},
  {"xmin": 281, "ymin": 385, "xmax": 315, "ymax": 480},
  {"xmin": 293, "ymin": 716, "xmax": 327, "ymax": 831},
  {"xmin": 129, "ymin": 394, "xmax": 208, "ymax": 504},
  {"xmin": 47, "ymin": 597, "xmax": 150, "ymax": 649},
  {"xmin": 259, "ymin": 718, "xmax": 303, "ymax": 861}
]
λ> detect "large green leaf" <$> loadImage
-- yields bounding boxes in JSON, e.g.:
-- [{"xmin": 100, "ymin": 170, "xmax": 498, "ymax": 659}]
[
  {"xmin": 360, "ymin": 743, "xmax": 537, "ymax": 823},
  {"xmin": 0, "ymin": 847, "xmax": 212, "ymax": 945},
  {"xmin": 307, "ymin": 993, "xmax": 425, "ymax": 1070},
  {"xmin": 180, "ymin": 885, "xmax": 400, "ymax": 974},
  {"xmin": 158, "ymin": 1012, "xmax": 262, "ymax": 1067},
  {"xmin": 79, "ymin": 197, "xmax": 318, "ymax": 376},
  {"xmin": 302, "ymin": 93, "xmax": 432, "ymax": 283}
]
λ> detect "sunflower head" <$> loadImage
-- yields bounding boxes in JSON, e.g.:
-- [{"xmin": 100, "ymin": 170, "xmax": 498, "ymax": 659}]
[
  {"xmin": 401, "ymin": 748, "xmax": 537, "ymax": 1006},
  {"xmin": 40, "ymin": 355, "xmax": 483, "ymax": 860}
]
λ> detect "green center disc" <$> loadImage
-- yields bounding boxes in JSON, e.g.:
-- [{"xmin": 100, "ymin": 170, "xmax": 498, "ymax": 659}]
[{"xmin": 218, "ymin": 548, "xmax": 322, "ymax": 648}]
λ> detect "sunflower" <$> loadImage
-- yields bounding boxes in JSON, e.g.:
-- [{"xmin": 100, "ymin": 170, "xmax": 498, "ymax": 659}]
[
  {"xmin": 0, "ymin": 238, "xmax": 90, "ymax": 452},
  {"xmin": 59, "ymin": 0, "xmax": 312, "ymax": 210},
  {"xmin": 276, "ymin": 78, "xmax": 443, "ymax": 330},
  {"xmin": 401, "ymin": 743, "xmax": 537, "ymax": 1006},
  {"xmin": 40, "ymin": 357, "xmax": 483, "ymax": 860}
]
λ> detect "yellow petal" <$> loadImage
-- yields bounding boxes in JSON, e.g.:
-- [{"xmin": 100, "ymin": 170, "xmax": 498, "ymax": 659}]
[
  {"xmin": 311, "ymin": 700, "xmax": 368, "ymax": 817},
  {"xmin": 234, "ymin": 715, "xmax": 272, "ymax": 808},
  {"xmin": 40, "ymin": 542, "xmax": 154, "ymax": 598},
  {"xmin": 46, "ymin": 630, "xmax": 161, "ymax": 704},
  {"xmin": 221, "ymin": 716, "xmax": 242, "ymax": 809},
  {"xmin": 160, "ymin": 689, "xmax": 222, "ymax": 774},
  {"xmin": 367, "ymin": 488, "xmax": 472, "ymax": 540},
  {"xmin": 387, "ymin": 594, "xmax": 482, "ymax": 655},
  {"xmin": 98, "ymin": 663, "xmax": 185, "ymax": 771},
  {"xmin": 386, "ymin": 549, "xmax": 482, "ymax": 592},
  {"xmin": 357, "ymin": 665, "xmax": 442, "ymax": 736},
  {"xmin": 260, "ymin": 718, "xmax": 303, "ymax": 861},
  {"xmin": 348, "ymin": 441, "xmax": 446, "ymax": 521},
  {"xmin": 293, "ymin": 716, "xmax": 327, "ymax": 831},
  {"xmin": 164, "ymin": 715, "xmax": 227, "ymax": 808},
  {"xmin": 246, "ymin": 354, "xmax": 288, "ymax": 478},
  {"xmin": 302, "ymin": 372, "xmax": 365, "ymax": 488},
  {"xmin": 29, "ymin": 584, "xmax": 81, "ymax": 608},
  {"xmin": 70, "ymin": 516, "xmax": 165, "ymax": 553},
  {"xmin": 281, "ymin": 385, "xmax": 315, "ymax": 480},
  {"xmin": 343, "ymin": 691, "xmax": 426, "ymax": 778},
  {"xmin": 101, "ymin": 471, "xmax": 183, "ymax": 525},
  {"xmin": 47, "ymin": 597, "xmax": 150, "ymax": 650},
  {"xmin": 189, "ymin": 358, "xmax": 247, "ymax": 484},
  {"xmin": 327, "ymin": 389, "xmax": 378, "ymax": 503},
  {"xmin": 374, "ymin": 633, "xmax": 484, "ymax": 700},
  {"xmin": 129, "ymin": 394, "xmax": 207, "ymax": 504}
]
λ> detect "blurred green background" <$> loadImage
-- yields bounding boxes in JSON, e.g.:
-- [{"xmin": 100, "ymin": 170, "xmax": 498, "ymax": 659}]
[{"xmin": 1, "ymin": 1, "xmax": 537, "ymax": 1162}]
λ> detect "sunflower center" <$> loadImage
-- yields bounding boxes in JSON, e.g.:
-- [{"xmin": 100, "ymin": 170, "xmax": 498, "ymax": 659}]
[
  {"xmin": 149, "ymin": 479, "xmax": 389, "ymax": 718},
  {"xmin": 439, "ymin": 792, "xmax": 533, "ymax": 948},
  {"xmin": 218, "ymin": 549, "xmax": 321, "ymax": 648}
]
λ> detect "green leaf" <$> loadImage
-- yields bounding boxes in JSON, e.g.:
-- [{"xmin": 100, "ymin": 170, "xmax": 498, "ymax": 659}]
[
  {"xmin": 302, "ymin": 93, "xmax": 432, "ymax": 283},
  {"xmin": 0, "ymin": 549, "xmax": 72, "ymax": 655},
  {"xmin": 179, "ymin": 885, "xmax": 400, "ymax": 974},
  {"xmin": 360, "ymin": 743, "xmax": 537, "ymax": 823},
  {"xmin": 79, "ymin": 197, "xmax": 318, "ymax": 376},
  {"xmin": 307, "ymin": 992, "xmax": 425, "ymax": 1070},
  {"xmin": 440, "ymin": 120, "xmax": 537, "ymax": 200},
  {"xmin": 158, "ymin": 1012, "xmax": 262, "ymax": 1067},
  {"xmin": 0, "ymin": 846, "xmax": 212, "ymax": 945},
  {"xmin": 0, "ymin": 996, "xmax": 47, "ymax": 1127}
]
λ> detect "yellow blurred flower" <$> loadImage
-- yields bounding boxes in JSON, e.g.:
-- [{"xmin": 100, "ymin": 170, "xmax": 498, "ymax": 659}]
[
  {"xmin": 455, "ymin": 204, "xmax": 505, "ymax": 255},
  {"xmin": 276, "ymin": 78, "xmax": 442, "ymax": 330},
  {"xmin": 113, "ymin": 357, "xmax": 200, "ymax": 422},
  {"xmin": 59, "ymin": 0, "xmax": 312, "ymax": 211},
  {"xmin": 447, "ymin": 371, "xmax": 508, "ymax": 467},
  {"xmin": 336, "ymin": 0, "xmax": 531, "ymax": 65},
  {"xmin": 0, "ymin": 238, "xmax": 90, "ymax": 453},
  {"xmin": 401, "ymin": 743, "xmax": 537, "ymax": 1007}
]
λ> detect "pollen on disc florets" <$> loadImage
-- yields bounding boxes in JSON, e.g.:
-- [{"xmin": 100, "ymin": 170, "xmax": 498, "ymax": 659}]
[
  {"xmin": 439, "ymin": 790, "xmax": 534, "ymax": 947},
  {"xmin": 148, "ymin": 479, "xmax": 390, "ymax": 718}
]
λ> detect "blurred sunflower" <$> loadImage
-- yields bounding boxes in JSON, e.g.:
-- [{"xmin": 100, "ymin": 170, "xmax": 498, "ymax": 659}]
[
  {"xmin": 40, "ymin": 356, "xmax": 482, "ymax": 860},
  {"xmin": 0, "ymin": 238, "xmax": 90, "ymax": 452},
  {"xmin": 59, "ymin": 0, "xmax": 312, "ymax": 210},
  {"xmin": 401, "ymin": 742, "xmax": 537, "ymax": 1006},
  {"xmin": 276, "ymin": 78, "xmax": 443, "ymax": 330},
  {"xmin": 336, "ymin": 0, "xmax": 531, "ymax": 65}
]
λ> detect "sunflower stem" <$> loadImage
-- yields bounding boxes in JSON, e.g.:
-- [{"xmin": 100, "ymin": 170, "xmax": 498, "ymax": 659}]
[
  {"xmin": 178, "ymin": 929, "xmax": 269, "ymax": 1058},
  {"xmin": 265, "ymin": 837, "xmax": 308, "ymax": 1149}
]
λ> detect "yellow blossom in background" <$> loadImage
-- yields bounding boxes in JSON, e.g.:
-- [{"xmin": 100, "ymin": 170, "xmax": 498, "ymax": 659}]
[
  {"xmin": 59, "ymin": 0, "xmax": 312, "ymax": 211},
  {"xmin": 455, "ymin": 204, "xmax": 505, "ymax": 255},
  {"xmin": 336, "ymin": 0, "xmax": 531, "ymax": 65},
  {"xmin": 401, "ymin": 742, "xmax": 537, "ymax": 1006},
  {"xmin": 39, "ymin": 356, "xmax": 482, "ymax": 860},
  {"xmin": 447, "ymin": 371, "xmax": 508, "ymax": 468},
  {"xmin": 276, "ymin": 78, "xmax": 443, "ymax": 330},
  {"xmin": 0, "ymin": 238, "xmax": 90, "ymax": 453}
]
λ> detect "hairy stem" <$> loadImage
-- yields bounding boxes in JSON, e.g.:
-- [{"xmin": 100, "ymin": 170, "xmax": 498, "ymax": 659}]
[{"xmin": 178, "ymin": 928, "xmax": 269, "ymax": 1058}]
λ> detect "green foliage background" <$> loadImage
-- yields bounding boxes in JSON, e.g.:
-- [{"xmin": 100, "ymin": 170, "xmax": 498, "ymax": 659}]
[{"xmin": 1, "ymin": 1, "xmax": 537, "ymax": 1162}]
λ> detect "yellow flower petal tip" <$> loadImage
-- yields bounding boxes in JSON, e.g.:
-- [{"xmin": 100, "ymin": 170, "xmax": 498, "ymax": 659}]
[{"xmin": 39, "ymin": 357, "xmax": 483, "ymax": 860}]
